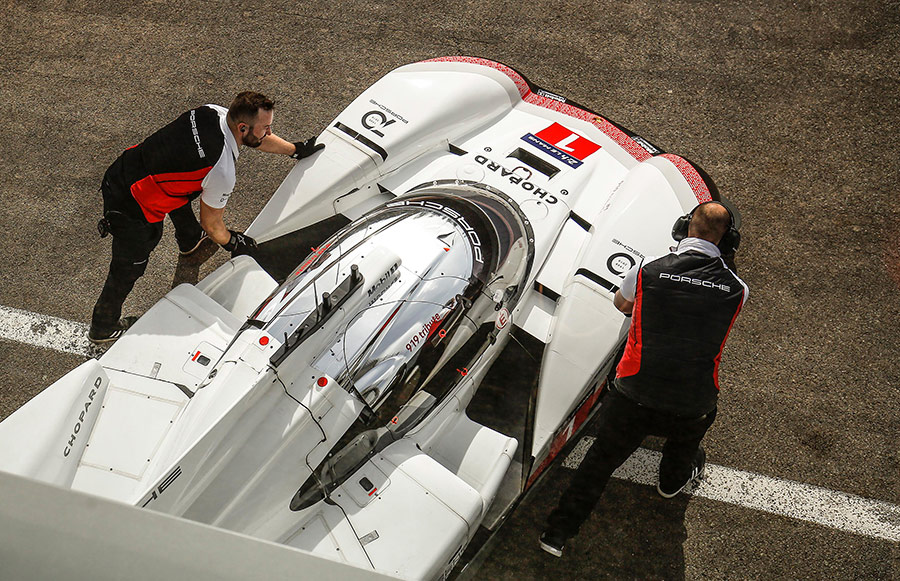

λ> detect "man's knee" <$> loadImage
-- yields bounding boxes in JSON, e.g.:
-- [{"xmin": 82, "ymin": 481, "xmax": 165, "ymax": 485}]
[{"xmin": 109, "ymin": 257, "xmax": 149, "ymax": 282}]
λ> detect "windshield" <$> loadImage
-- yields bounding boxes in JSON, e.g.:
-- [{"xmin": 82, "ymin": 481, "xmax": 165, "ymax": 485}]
[{"xmin": 252, "ymin": 182, "xmax": 534, "ymax": 410}]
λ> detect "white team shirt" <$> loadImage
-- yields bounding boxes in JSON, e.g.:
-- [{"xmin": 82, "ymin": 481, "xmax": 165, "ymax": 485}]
[{"xmin": 200, "ymin": 104, "xmax": 240, "ymax": 209}]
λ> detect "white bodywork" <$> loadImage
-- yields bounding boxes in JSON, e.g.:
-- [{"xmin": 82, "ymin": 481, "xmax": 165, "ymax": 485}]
[{"xmin": 0, "ymin": 57, "xmax": 714, "ymax": 580}]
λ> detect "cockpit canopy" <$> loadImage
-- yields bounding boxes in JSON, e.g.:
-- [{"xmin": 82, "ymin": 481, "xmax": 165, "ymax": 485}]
[{"xmin": 252, "ymin": 182, "xmax": 534, "ymax": 410}]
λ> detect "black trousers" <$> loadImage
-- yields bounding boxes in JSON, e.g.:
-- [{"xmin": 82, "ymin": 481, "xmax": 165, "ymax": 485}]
[
  {"xmin": 546, "ymin": 386, "xmax": 716, "ymax": 539},
  {"xmin": 91, "ymin": 170, "xmax": 203, "ymax": 331}
]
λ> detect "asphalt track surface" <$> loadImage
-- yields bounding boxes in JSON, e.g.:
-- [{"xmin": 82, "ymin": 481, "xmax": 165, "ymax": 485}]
[{"xmin": 1, "ymin": 1, "xmax": 898, "ymax": 579}]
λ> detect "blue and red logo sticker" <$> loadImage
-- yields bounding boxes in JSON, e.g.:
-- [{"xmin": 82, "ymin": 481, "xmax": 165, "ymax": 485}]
[{"xmin": 522, "ymin": 123, "xmax": 601, "ymax": 168}]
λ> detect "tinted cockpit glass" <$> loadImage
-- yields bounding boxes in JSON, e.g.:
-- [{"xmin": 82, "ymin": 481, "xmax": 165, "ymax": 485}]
[{"xmin": 253, "ymin": 183, "xmax": 534, "ymax": 413}]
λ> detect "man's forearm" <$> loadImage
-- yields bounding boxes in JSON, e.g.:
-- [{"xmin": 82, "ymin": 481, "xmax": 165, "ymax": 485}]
[
  {"xmin": 199, "ymin": 202, "xmax": 231, "ymax": 245},
  {"xmin": 257, "ymin": 134, "xmax": 295, "ymax": 155},
  {"xmin": 614, "ymin": 290, "xmax": 634, "ymax": 315}
]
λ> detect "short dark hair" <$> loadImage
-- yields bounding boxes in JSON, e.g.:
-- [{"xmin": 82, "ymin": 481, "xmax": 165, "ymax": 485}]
[
  {"xmin": 228, "ymin": 91, "xmax": 275, "ymax": 124},
  {"xmin": 689, "ymin": 202, "xmax": 731, "ymax": 244}
]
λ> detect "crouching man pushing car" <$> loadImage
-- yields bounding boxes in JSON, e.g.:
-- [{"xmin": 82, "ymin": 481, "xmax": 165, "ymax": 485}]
[
  {"xmin": 89, "ymin": 91, "xmax": 324, "ymax": 343},
  {"xmin": 540, "ymin": 201, "xmax": 749, "ymax": 557}
]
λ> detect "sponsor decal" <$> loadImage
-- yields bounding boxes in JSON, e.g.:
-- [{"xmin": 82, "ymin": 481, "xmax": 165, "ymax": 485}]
[
  {"xmin": 495, "ymin": 307, "xmax": 510, "ymax": 330},
  {"xmin": 631, "ymin": 135, "xmax": 661, "ymax": 155},
  {"xmin": 612, "ymin": 238, "xmax": 645, "ymax": 259},
  {"xmin": 291, "ymin": 243, "xmax": 332, "ymax": 278},
  {"xmin": 534, "ymin": 88, "xmax": 567, "ymax": 103},
  {"xmin": 387, "ymin": 199, "xmax": 485, "ymax": 262},
  {"xmin": 140, "ymin": 466, "xmax": 183, "ymax": 507},
  {"xmin": 660, "ymin": 272, "xmax": 731, "ymax": 292},
  {"xmin": 474, "ymin": 155, "xmax": 559, "ymax": 204},
  {"xmin": 361, "ymin": 110, "xmax": 396, "ymax": 137},
  {"xmin": 367, "ymin": 262, "xmax": 401, "ymax": 306},
  {"xmin": 521, "ymin": 122, "xmax": 601, "ymax": 168},
  {"xmin": 63, "ymin": 377, "xmax": 102, "ymax": 457},
  {"xmin": 440, "ymin": 544, "xmax": 466, "ymax": 581},
  {"xmin": 607, "ymin": 253, "xmax": 636, "ymax": 276},
  {"xmin": 406, "ymin": 313, "xmax": 443, "ymax": 352},
  {"xmin": 368, "ymin": 99, "xmax": 409, "ymax": 124},
  {"xmin": 189, "ymin": 110, "xmax": 205, "ymax": 158}
]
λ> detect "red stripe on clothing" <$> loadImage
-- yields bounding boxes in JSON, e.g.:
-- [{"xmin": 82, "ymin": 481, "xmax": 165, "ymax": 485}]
[
  {"xmin": 616, "ymin": 270, "xmax": 643, "ymax": 378},
  {"xmin": 153, "ymin": 167, "xmax": 213, "ymax": 185},
  {"xmin": 713, "ymin": 288, "xmax": 745, "ymax": 389},
  {"xmin": 129, "ymin": 166, "xmax": 212, "ymax": 222},
  {"xmin": 130, "ymin": 176, "xmax": 190, "ymax": 222}
]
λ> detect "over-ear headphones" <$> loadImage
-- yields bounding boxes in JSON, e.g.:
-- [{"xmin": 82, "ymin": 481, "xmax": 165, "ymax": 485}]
[{"xmin": 671, "ymin": 201, "xmax": 741, "ymax": 254}]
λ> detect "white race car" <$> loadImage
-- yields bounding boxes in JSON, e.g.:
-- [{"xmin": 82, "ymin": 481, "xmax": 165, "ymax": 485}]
[{"xmin": 0, "ymin": 57, "xmax": 723, "ymax": 580}]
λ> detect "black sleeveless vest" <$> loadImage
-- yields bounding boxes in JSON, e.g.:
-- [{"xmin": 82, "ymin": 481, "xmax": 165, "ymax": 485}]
[
  {"xmin": 616, "ymin": 251, "xmax": 746, "ymax": 417},
  {"xmin": 107, "ymin": 106, "xmax": 226, "ymax": 222}
]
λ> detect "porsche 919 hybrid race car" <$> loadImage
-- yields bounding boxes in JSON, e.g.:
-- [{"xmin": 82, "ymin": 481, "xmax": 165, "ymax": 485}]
[{"xmin": 0, "ymin": 57, "xmax": 725, "ymax": 580}]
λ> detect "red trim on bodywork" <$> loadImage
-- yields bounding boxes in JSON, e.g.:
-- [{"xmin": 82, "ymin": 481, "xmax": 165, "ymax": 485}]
[
  {"xmin": 659, "ymin": 154, "xmax": 713, "ymax": 204},
  {"xmin": 422, "ymin": 56, "xmax": 652, "ymax": 162},
  {"xmin": 526, "ymin": 380, "xmax": 607, "ymax": 489},
  {"xmin": 523, "ymin": 94, "xmax": 651, "ymax": 162}
]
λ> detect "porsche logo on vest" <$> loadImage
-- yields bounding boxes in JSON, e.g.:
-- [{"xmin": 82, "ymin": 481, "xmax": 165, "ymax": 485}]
[
  {"xmin": 660, "ymin": 272, "xmax": 731, "ymax": 292},
  {"xmin": 522, "ymin": 122, "xmax": 601, "ymax": 168}
]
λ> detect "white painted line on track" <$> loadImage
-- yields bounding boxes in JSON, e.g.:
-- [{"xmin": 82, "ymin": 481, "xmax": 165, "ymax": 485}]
[
  {"xmin": 2, "ymin": 304, "xmax": 899, "ymax": 543},
  {"xmin": 0, "ymin": 305, "xmax": 101, "ymax": 358},
  {"xmin": 565, "ymin": 437, "xmax": 900, "ymax": 543}
]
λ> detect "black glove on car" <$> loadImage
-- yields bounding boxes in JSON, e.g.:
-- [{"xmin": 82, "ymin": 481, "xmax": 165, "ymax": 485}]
[
  {"xmin": 291, "ymin": 137, "xmax": 325, "ymax": 160},
  {"xmin": 222, "ymin": 230, "xmax": 258, "ymax": 256}
]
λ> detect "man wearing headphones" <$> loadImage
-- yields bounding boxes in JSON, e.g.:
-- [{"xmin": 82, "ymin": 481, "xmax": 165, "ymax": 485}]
[
  {"xmin": 90, "ymin": 91, "xmax": 324, "ymax": 343},
  {"xmin": 540, "ymin": 201, "xmax": 749, "ymax": 557}
]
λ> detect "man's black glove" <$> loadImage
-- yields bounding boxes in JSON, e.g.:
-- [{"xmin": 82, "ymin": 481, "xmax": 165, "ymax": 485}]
[
  {"xmin": 291, "ymin": 137, "xmax": 325, "ymax": 160},
  {"xmin": 221, "ymin": 230, "xmax": 258, "ymax": 256}
]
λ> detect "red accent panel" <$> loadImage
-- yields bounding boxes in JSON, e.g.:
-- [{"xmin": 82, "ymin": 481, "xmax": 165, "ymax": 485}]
[
  {"xmin": 524, "ymin": 95, "xmax": 652, "ymax": 162},
  {"xmin": 526, "ymin": 380, "xmax": 607, "ymax": 489},
  {"xmin": 130, "ymin": 177, "xmax": 182, "ymax": 222},
  {"xmin": 153, "ymin": 167, "xmax": 213, "ymax": 185},
  {"xmin": 616, "ymin": 271, "xmax": 643, "ymax": 378},
  {"xmin": 659, "ymin": 154, "xmax": 713, "ymax": 203},
  {"xmin": 420, "ymin": 56, "xmax": 652, "ymax": 161},
  {"xmin": 130, "ymin": 166, "xmax": 212, "ymax": 222},
  {"xmin": 534, "ymin": 122, "xmax": 601, "ymax": 161},
  {"xmin": 713, "ymin": 289, "xmax": 745, "ymax": 389}
]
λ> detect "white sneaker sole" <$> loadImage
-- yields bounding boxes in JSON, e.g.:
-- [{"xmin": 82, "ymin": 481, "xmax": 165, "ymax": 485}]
[
  {"xmin": 539, "ymin": 539, "xmax": 564, "ymax": 557},
  {"xmin": 179, "ymin": 233, "xmax": 209, "ymax": 256},
  {"xmin": 657, "ymin": 464, "xmax": 705, "ymax": 498}
]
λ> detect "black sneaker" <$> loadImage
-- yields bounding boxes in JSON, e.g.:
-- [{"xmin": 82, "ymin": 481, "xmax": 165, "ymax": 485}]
[
  {"xmin": 88, "ymin": 316, "xmax": 138, "ymax": 344},
  {"xmin": 539, "ymin": 530, "xmax": 566, "ymax": 557},
  {"xmin": 657, "ymin": 447, "xmax": 706, "ymax": 498},
  {"xmin": 178, "ymin": 232, "xmax": 208, "ymax": 256}
]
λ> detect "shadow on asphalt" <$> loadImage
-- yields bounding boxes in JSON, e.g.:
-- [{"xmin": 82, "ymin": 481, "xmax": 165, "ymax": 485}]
[{"xmin": 472, "ymin": 438, "xmax": 692, "ymax": 580}]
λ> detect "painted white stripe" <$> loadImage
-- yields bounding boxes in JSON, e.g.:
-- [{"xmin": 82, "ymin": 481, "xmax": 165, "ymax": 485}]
[
  {"xmin": 2, "ymin": 304, "xmax": 899, "ymax": 543},
  {"xmin": 564, "ymin": 437, "xmax": 900, "ymax": 542},
  {"xmin": 0, "ymin": 305, "xmax": 101, "ymax": 358}
]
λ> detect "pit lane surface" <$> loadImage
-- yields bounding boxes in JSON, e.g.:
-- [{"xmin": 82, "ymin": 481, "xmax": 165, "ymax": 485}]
[{"xmin": 1, "ymin": 2, "xmax": 898, "ymax": 579}]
